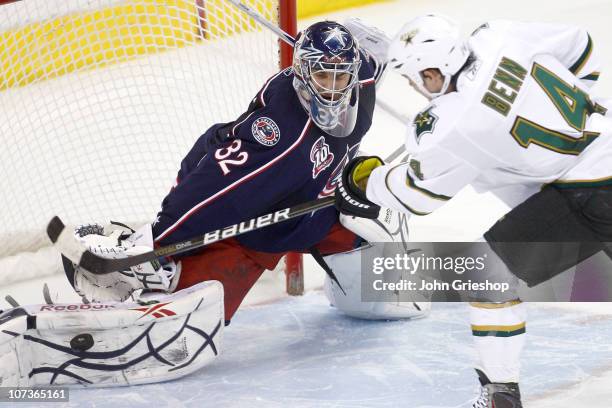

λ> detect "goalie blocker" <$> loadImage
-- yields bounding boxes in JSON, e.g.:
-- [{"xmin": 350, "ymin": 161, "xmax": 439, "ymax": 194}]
[{"xmin": 0, "ymin": 281, "xmax": 223, "ymax": 388}]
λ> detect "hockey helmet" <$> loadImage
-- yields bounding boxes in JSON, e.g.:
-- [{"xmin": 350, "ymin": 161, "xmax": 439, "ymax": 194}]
[
  {"xmin": 292, "ymin": 21, "xmax": 362, "ymax": 138},
  {"xmin": 388, "ymin": 14, "xmax": 469, "ymax": 99}
]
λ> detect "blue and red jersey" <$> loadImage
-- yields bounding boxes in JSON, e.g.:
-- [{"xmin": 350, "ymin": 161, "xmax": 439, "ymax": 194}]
[{"xmin": 152, "ymin": 58, "xmax": 377, "ymax": 253}]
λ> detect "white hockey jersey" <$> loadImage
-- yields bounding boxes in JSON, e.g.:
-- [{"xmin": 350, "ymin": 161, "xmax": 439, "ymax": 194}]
[{"xmin": 368, "ymin": 20, "xmax": 612, "ymax": 215}]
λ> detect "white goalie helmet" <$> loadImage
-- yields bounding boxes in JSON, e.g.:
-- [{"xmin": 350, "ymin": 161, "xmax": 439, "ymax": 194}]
[{"xmin": 388, "ymin": 14, "xmax": 470, "ymax": 99}]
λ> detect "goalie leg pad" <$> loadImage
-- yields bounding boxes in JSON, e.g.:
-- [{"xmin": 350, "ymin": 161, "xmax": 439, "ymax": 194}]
[
  {"xmin": 323, "ymin": 242, "xmax": 431, "ymax": 320},
  {"xmin": 0, "ymin": 281, "xmax": 224, "ymax": 387}
]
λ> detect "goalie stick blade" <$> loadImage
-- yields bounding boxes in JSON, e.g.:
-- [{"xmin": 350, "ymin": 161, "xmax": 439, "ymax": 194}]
[
  {"xmin": 46, "ymin": 216, "xmax": 121, "ymax": 275},
  {"xmin": 47, "ymin": 215, "xmax": 90, "ymax": 269},
  {"xmin": 46, "ymin": 216, "xmax": 64, "ymax": 244}
]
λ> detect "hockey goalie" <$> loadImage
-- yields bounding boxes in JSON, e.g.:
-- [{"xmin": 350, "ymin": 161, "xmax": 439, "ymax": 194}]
[{"xmin": 0, "ymin": 19, "xmax": 430, "ymax": 388}]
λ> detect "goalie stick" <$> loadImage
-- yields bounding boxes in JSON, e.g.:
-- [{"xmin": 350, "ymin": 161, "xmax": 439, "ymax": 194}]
[
  {"xmin": 47, "ymin": 196, "xmax": 335, "ymax": 274},
  {"xmin": 46, "ymin": 138, "xmax": 406, "ymax": 276}
]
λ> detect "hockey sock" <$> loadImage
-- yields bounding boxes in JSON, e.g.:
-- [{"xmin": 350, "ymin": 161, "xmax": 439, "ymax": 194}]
[{"xmin": 469, "ymin": 300, "xmax": 526, "ymax": 383}]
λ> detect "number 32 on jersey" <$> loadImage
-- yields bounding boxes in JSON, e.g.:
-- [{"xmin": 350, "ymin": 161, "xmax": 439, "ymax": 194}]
[{"xmin": 215, "ymin": 139, "xmax": 249, "ymax": 175}]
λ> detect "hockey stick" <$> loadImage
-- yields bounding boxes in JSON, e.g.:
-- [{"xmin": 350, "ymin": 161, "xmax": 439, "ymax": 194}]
[
  {"xmin": 225, "ymin": 0, "xmax": 296, "ymax": 48},
  {"xmin": 46, "ymin": 139, "xmax": 406, "ymax": 276},
  {"xmin": 224, "ymin": 0, "xmax": 409, "ymax": 125},
  {"xmin": 47, "ymin": 196, "xmax": 335, "ymax": 274}
]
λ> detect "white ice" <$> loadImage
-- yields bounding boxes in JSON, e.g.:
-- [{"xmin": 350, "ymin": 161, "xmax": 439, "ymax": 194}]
[
  {"xmin": 3, "ymin": 0, "xmax": 612, "ymax": 406},
  {"xmin": 6, "ymin": 298, "xmax": 612, "ymax": 408}
]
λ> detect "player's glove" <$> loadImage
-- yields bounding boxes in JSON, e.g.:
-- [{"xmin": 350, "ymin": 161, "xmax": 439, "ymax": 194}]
[
  {"xmin": 335, "ymin": 156, "xmax": 383, "ymax": 219},
  {"xmin": 70, "ymin": 222, "xmax": 180, "ymax": 302}
]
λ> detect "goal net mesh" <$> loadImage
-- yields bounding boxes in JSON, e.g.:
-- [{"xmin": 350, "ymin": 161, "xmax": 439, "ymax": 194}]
[{"xmin": 0, "ymin": 0, "xmax": 288, "ymax": 284}]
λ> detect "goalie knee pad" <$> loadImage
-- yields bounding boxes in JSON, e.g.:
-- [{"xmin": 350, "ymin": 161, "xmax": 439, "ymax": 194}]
[
  {"xmin": 324, "ymin": 208, "xmax": 429, "ymax": 320},
  {"xmin": 323, "ymin": 244, "xmax": 430, "ymax": 320}
]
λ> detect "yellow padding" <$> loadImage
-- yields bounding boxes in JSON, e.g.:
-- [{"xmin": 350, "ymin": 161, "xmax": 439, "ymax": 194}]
[
  {"xmin": 352, "ymin": 157, "xmax": 383, "ymax": 190},
  {"xmin": 201, "ymin": 0, "xmax": 275, "ymax": 39},
  {"xmin": 0, "ymin": 0, "xmax": 387, "ymax": 90},
  {"xmin": 298, "ymin": 0, "xmax": 388, "ymax": 19},
  {"xmin": 0, "ymin": 0, "xmax": 272, "ymax": 90}
]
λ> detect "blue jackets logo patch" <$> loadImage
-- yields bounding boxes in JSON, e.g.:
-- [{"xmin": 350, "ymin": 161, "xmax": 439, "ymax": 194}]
[
  {"xmin": 310, "ymin": 136, "xmax": 335, "ymax": 179},
  {"xmin": 251, "ymin": 117, "xmax": 280, "ymax": 146}
]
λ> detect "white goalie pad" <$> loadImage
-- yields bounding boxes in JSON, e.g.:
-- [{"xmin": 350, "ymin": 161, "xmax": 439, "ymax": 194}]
[
  {"xmin": 324, "ymin": 243, "xmax": 431, "ymax": 320},
  {"xmin": 325, "ymin": 208, "xmax": 430, "ymax": 320},
  {"xmin": 0, "ymin": 281, "xmax": 223, "ymax": 388}
]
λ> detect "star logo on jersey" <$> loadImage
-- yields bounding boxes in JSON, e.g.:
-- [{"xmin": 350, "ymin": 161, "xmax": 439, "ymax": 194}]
[
  {"xmin": 310, "ymin": 136, "xmax": 335, "ymax": 179},
  {"xmin": 401, "ymin": 29, "xmax": 418, "ymax": 46},
  {"xmin": 251, "ymin": 117, "xmax": 280, "ymax": 146},
  {"xmin": 323, "ymin": 27, "xmax": 350, "ymax": 51},
  {"xmin": 413, "ymin": 107, "xmax": 438, "ymax": 143}
]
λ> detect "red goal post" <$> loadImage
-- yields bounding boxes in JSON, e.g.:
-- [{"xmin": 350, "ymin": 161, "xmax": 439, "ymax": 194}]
[{"xmin": 277, "ymin": 0, "xmax": 304, "ymax": 296}]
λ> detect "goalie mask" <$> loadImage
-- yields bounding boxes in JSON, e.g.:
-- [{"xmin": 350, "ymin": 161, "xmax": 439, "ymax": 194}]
[{"xmin": 293, "ymin": 21, "xmax": 362, "ymax": 138}]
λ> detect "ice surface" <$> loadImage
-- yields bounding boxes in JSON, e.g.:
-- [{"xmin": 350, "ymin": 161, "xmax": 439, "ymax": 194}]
[
  {"xmin": 2, "ymin": 0, "xmax": 612, "ymax": 406},
  {"xmin": 6, "ymin": 296, "xmax": 612, "ymax": 408}
]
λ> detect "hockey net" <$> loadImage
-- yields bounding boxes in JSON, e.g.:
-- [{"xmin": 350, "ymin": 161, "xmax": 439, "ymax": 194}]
[{"xmin": 0, "ymin": 0, "xmax": 302, "ymax": 294}]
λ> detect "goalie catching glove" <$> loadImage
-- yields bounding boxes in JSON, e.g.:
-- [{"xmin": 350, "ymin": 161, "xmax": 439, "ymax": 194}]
[
  {"xmin": 335, "ymin": 155, "xmax": 383, "ymax": 219},
  {"xmin": 68, "ymin": 222, "xmax": 181, "ymax": 303}
]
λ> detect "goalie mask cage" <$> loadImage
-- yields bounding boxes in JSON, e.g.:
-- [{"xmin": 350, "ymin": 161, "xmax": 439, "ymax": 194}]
[{"xmin": 0, "ymin": 0, "xmax": 303, "ymax": 295}]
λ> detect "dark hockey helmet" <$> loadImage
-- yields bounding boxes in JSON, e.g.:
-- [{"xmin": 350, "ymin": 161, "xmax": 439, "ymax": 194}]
[{"xmin": 292, "ymin": 21, "xmax": 362, "ymax": 138}]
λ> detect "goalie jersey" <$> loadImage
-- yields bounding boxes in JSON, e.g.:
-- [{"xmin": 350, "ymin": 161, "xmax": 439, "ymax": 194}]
[
  {"xmin": 367, "ymin": 20, "xmax": 612, "ymax": 215},
  {"xmin": 153, "ymin": 56, "xmax": 377, "ymax": 253}
]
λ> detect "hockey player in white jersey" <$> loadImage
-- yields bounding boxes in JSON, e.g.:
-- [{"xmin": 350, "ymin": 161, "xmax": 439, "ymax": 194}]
[{"xmin": 335, "ymin": 14, "xmax": 612, "ymax": 408}]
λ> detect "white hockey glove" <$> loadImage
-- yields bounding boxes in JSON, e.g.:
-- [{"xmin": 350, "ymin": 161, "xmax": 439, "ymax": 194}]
[
  {"xmin": 343, "ymin": 18, "xmax": 391, "ymax": 85},
  {"xmin": 70, "ymin": 222, "xmax": 181, "ymax": 303}
]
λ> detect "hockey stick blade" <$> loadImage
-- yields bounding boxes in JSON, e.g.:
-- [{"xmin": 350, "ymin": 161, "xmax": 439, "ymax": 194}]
[{"xmin": 47, "ymin": 196, "xmax": 335, "ymax": 274}]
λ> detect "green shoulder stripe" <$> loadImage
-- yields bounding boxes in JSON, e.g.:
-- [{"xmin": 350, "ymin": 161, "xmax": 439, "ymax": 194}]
[
  {"xmin": 405, "ymin": 171, "xmax": 452, "ymax": 201},
  {"xmin": 552, "ymin": 176, "xmax": 612, "ymax": 189},
  {"xmin": 385, "ymin": 170, "xmax": 430, "ymax": 216},
  {"xmin": 581, "ymin": 71, "xmax": 600, "ymax": 81},
  {"xmin": 569, "ymin": 34, "xmax": 593, "ymax": 75}
]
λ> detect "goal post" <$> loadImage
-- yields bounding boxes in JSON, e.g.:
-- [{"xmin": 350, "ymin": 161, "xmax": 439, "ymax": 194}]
[
  {"xmin": 0, "ymin": 0, "xmax": 303, "ymax": 295},
  {"xmin": 277, "ymin": 1, "xmax": 303, "ymax": 296}
]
